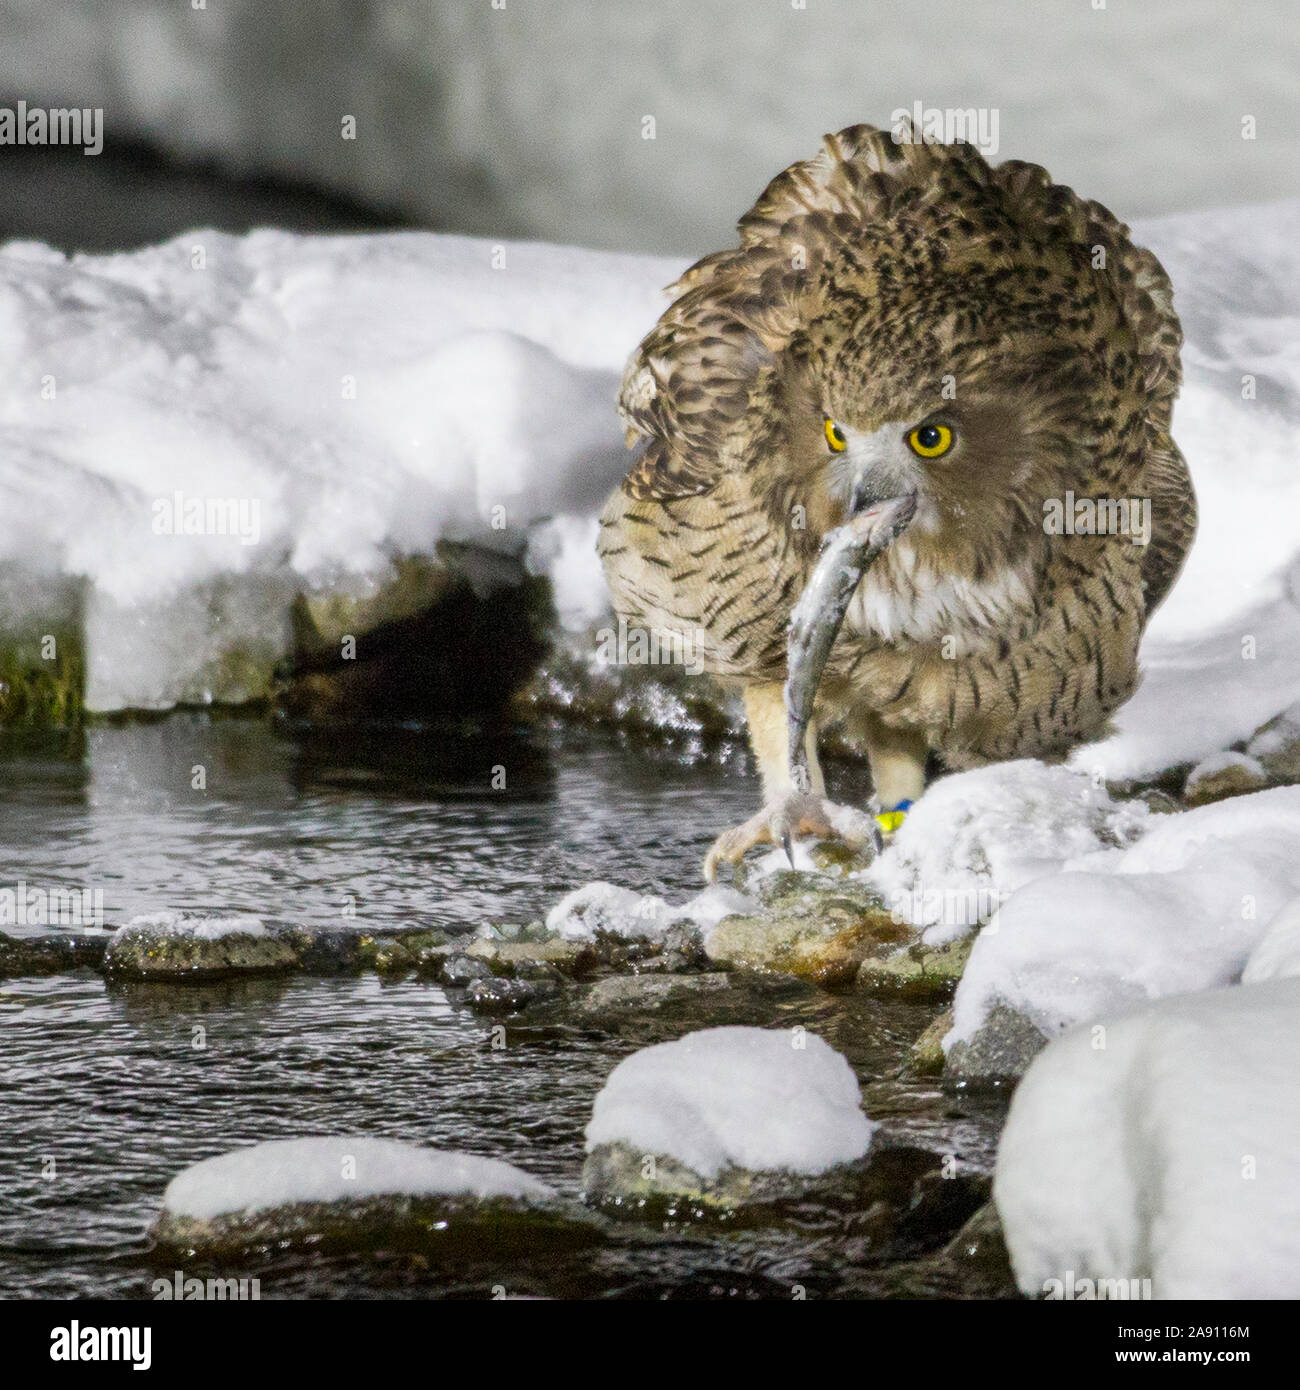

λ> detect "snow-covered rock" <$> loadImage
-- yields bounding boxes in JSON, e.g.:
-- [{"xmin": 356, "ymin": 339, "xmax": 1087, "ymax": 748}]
[
  {"xmin": 545, "ymin": 879, "xmax": 758, "ymax": 943},
  {"xmin": 153, "ymin": 1136, "xmax": 599, "ymax": 1256},
  {"xmin": 105, "ymin": 911, "xmax": 298, "ymax": 979},
  {"xmin": 583, "ymin": 1026, "xmax": 873, "ymax": 1205},
  {"xmin": 545, "ymin": 882, "xmax": 671, "ymax": 941},
  {"xmin": 994, "ymin": 979, "xmax": 1300, "ymax": 1299},
  {"xmin": 163, "ymin": 1136, "xmax": 552, "ymax": 1219},
  {"xmin": 866, "ymin": 761, "xmax": 1149, "ymax": 946},
  {"xmin": 947, "ymin": 786, "xmax": 1300, "ymax": 1076}
]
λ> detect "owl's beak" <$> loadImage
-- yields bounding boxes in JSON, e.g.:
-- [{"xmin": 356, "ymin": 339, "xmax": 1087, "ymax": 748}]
[{"xmin": 846, "ymin": 491, "xmax": 918, "ymax": 552}]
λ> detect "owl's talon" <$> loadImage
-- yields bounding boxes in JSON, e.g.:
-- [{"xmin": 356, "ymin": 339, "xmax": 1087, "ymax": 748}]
[{"xmin": 702, "ymin": 790, "xmax": 878, "ymax": 881}]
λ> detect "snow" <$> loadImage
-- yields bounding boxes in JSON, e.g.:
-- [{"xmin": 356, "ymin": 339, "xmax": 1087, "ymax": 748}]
[
  {"xmin": 994, "ymin": 979, "xmax": 1300, "ymax": 1299},
  {"xmin": 864, "ymin": 761, "xmax": 1149, "ymax": 945},
  {"xmin": 546, "ymin": 882, "xmax": 671, "ymax": 941},
  {"xmin": 161, "ymin": 1137, "xmax": 553, "ymax": 1221},
  {"xmin": 948, "ymin": 786, "xmax": 1300, "ymax": 1048},
  {"xmin": 546, "ymin": 880, "xmax": 757, "ymax": 941},
  {"xmin": 1185, "ymin": 749, "xmax": 1267, "ymax": 784},
  {"xmin": 1242, "ymin": 897, "xmax": 1300, "ymax": 983},
  {"xmin": 117, "ymin": 911, "xmax": 267, "ymax": 942},
  {"xmin": 585, "ymin": 1026, "xmax": 873, "ymax": 1178}
]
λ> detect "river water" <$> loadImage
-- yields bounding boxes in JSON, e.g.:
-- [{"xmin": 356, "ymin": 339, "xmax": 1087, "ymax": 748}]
[{"xmin": 0, "ymin": 718, "xmax": 1011, "ymax": 1299}]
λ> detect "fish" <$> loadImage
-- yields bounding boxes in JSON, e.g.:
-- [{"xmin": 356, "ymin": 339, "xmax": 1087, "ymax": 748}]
[{"xmin": 783, "ymin": 492, "xmax": 918, "ymax": 849}]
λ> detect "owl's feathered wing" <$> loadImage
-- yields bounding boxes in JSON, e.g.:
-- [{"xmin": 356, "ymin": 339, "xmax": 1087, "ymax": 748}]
[{"xmin": 616, "ymin": 122, "xmax": 1193, "ymax": 617}]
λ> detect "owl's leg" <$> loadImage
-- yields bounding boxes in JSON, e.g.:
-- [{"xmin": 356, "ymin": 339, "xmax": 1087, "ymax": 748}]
[
  {"xmin": 702, "ymin": 682, "xmax": 877, "ymax": 881},
  {"xmin": 860, "ymin": 714, "xmax": 928, "ymax": 833}
]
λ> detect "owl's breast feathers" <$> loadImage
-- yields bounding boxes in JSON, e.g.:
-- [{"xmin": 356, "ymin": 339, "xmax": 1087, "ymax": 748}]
[{"xmin": 598, "ymin": 123, "xmax": 1196, "ymax": 763}]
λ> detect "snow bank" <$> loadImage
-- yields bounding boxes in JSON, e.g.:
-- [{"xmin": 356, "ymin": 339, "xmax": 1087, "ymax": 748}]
[
  {"xmin": 585, "ymin": 1026, "xmax": 873, "ymax": 1178},
  {"xmin": 864, "ymin": 761, "xmax": 1149, "ymax": 945},
  {"xmin": 949, "ymin": 786, "xmax": 1300, "ymax": 1048},
  {"xmin": 0, "ymin": 228, "xmax": 678, "ymax": 710},
  {"xmin": 995, "ymin": 979, "xmax": 1300, "ymax": 1299},
  {"xmin": 161, "ymin": 1137, "xmax": 552, "ymax": 1220}
]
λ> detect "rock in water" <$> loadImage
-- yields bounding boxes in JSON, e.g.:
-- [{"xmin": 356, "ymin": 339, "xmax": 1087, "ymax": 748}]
[
  {"xmin": 152, "ymin": 1137, "xmax": 602, "ymax": 1258},
  {"xmin": 582, "ymin": 1026, "xmax": 874, "ymax": 1208},
  {"xmin": 104, "ymin": 913, "xmax": 299, "ymax": 981}
]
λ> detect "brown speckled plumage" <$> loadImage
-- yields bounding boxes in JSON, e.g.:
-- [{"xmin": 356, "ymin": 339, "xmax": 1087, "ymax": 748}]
[{"xmin": 599, "ymin": 123, "xmax": 1196, "ymax": 807}]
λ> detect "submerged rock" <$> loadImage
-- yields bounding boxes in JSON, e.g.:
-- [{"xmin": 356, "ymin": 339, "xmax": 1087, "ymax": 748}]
[
  {"xmin": 464, "ymin": 974, "xmax": 555, "ymax": 1015},
  {"xmin": 0, "ymin": 931, "xmax": 108, "ymax": 979},
  {"xmin": 440, "ymin": 953, "xmax": 496, "ymax": 987},
  {"xmin": 152, "ymin": 1137, "xmax": 602, "ymax": 1259},
  {"xmin": 577, "ymin": 972, "xmax": 731, "ymax": 1013},
  {"xmin": 104, "ymin": 913, "xmax": 299, "ymax": 981},
  {"xmin": 583, "ymin": 1026, "xmax": 874, "ymax": 1209}
]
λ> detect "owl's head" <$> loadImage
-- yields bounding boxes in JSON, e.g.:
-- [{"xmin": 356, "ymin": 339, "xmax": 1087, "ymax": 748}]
[{"xmin": 807, "ymin": 297, "xmax": 1125, "ymax": 545}]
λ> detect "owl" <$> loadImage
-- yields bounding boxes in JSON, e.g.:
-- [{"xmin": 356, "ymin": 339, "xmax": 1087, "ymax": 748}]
[{"xmin": 598, "ymin": 124, "xmax": 1195, "ymax": 879}]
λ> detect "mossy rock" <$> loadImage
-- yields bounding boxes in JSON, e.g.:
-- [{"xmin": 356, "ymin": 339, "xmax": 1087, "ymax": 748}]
[
  {"xmin": 104, "ymin": 919, "xmax": 300, "ymax": 981},
  {"xmin": 576, "ymin": 972, "xmax": 732, "ymax": 1012},
  {"xmin": 0, "ymin": 613, "xmax": 85, "ymax": 729},
  {"xmin": 856, "ymin": 935, "xmax": 975, "ymax": 1000},
  {"xmin": 581, "ymin": 1140, "xmax": 871, "ymax": 1214},
  {"xmin": 909, "ymin": 1007, "xmax": 955, "ymax": 1077},
  {"xmin": 466, "ymin": 936, "xmax": 597, "ymax": 978},
  {"xmin": 705, "ymin": 905, "xmax": 913, "ymax": 985}
]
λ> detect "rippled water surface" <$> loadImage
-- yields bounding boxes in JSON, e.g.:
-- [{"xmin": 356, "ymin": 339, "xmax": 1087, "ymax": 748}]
[{"xmin": 0, "ymin": 719, "xmax": 1010, "ymax": 1299}]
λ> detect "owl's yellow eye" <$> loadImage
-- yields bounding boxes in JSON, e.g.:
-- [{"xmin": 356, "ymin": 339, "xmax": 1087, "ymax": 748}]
[
  {"xmin": 824, "ymin": 418, "xmax": 847, "ymax": 452},
  {"xmin": 907, "ymin": 423, "xmax": 953, "ymax": 458}
]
